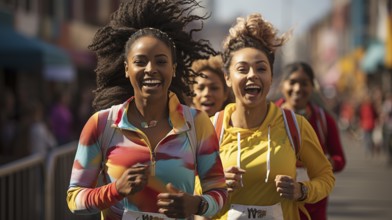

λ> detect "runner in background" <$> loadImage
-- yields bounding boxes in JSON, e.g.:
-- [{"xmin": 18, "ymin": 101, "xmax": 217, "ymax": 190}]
[
  {"xmin": 276, "ymin": 61, "xmax": 346, "ymax": 220},
  {"xmin": 191, "ymin": 55, "xmax": 233, "ymax": 117}
]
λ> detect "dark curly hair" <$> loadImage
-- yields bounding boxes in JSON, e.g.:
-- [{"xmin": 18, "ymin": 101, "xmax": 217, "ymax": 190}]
[{"xmin": 89, "ymin": 0, "xmax": 216, "ymax": 111}]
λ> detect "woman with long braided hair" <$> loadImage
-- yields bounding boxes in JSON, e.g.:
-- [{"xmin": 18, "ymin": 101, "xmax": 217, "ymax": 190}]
[{"xmin": 67, "ymin": 1, "xmax": 227, "ymax": 219}]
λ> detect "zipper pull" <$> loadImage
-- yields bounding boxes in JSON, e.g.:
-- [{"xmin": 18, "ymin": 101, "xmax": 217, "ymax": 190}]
[{"xmin": 151, "ymin": 152, "xmax": 156, "ymax": 176}]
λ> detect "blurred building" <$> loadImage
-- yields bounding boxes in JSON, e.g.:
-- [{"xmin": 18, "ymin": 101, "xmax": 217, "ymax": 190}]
[
  {"xmin": 0, "ymin": 0, "xmax": 121, "ymax": 121},
  {"xmin": 296, "ymin": 0, "xmax": 392, "ymax": 105}
]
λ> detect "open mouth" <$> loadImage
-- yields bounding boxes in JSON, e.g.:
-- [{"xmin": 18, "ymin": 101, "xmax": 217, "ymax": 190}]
[
  {"xmin": 201, "ymin": 101, "xmax": 215, "ymax": 107},
  {"xmin": 142, "ymin": 79, "xmax": 162, "ymax": 87},
  {"xmin": 244, "ymin": 84, "xmax": 262, "ymax": 95}
]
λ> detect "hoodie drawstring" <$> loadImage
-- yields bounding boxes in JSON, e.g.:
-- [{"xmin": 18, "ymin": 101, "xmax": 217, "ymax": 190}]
[
  {"xmin": 237, "ymin": 133, "xmax": 244, "ymax": 187},
  {"xmin": 265, "ymin": 125, "xmax": 271, "ymax": 183},
  {"xmin": 237, "ymin": 125, "xmax": 271, "ymax": 184}
]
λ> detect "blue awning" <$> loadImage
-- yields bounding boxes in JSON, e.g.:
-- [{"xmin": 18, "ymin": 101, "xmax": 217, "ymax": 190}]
[
  {"xmin": 361, "ymin": 40, "xmax": 385, "ymax": 74},
  {"xmin": 0, "ymin": 25, "xmax": 75, "ymax": 81}
]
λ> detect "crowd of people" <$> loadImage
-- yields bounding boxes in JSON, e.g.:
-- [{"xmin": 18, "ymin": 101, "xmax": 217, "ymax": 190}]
[
  {"xmin": 0, "ymin": 86, "xmax": 94, "ymax": 164},
  {"xmin": 2, "ymin": 0, "xmax": 392, "ymax": 219}
]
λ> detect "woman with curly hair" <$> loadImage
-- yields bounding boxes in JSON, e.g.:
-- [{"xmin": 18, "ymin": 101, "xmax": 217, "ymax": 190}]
[
  {"xmin": 205, "ymin": 13, "xmax": 335, "ymax": 219},
  {"xmin": 66, "ymin": 1, "xmax": 227, "ymax": 219},
  {"xmin": 191, "ymin": 55, "xmax": 232, "ymax": 117}
]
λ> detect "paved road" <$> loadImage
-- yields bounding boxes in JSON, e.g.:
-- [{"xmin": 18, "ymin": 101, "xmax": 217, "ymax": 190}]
[{"xmin": 327, "ymin": 132, "xmax": 392, "ymax": 220}]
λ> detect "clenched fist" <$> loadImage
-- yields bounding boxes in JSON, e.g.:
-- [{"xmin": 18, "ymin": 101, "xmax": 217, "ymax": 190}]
[{"xmin": 115, "ymin": 164, "xmax": 150, "ymax": 196}]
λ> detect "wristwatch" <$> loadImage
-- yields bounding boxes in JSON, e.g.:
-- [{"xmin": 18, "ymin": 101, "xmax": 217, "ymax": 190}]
[
  {"xmin": 298, "ymin": 182, "xmax": 308, "ymax": 201},
  {"xmin": 196, "ymin": 196, "xmax": 209, "ymax": 215}
]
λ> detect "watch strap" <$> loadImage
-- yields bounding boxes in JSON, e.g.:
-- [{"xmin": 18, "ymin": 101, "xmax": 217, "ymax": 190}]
[
  {"xmin": 196, "ymin": 196, "xmax": 209, "ymax": 215},
  {"xmin": 298, "ymin": 182, "xmax": 308, "ymax": 201}
]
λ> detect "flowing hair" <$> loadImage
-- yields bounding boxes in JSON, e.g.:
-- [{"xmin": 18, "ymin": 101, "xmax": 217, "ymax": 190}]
[
  {"xmin": 221, "ymin": 13, "xmax": 288, "ymax": 74},
  {"xmin": 89, "ymin": 0, "xmax": 216, "ymax": 111}
]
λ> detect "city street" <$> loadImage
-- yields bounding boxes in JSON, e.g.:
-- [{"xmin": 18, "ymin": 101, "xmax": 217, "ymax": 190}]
[{"xmin": 327, "ymin": 132, "xmax": 392, "ymax": 220}]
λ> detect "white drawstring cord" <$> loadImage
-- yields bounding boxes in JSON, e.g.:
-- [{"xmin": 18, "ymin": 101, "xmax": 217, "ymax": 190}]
[
  {"xmin": 265, "ymin": 125, "xmax": 271, "ymax": 183},
  {"xmin": 237, "ymin": 132, "xmax": 243, "ymax": 187}
]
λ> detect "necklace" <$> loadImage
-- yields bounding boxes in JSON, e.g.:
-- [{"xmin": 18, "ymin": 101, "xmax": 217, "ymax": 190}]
[{"xmin": 134, "ymin": 104, "xmax": 158, "ymax": 128}]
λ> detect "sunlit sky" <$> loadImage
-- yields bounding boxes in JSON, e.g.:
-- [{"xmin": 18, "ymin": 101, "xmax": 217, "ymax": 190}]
[{"xmin": 209, "ymin": 0, "xmax": 332, "ymax": 35}]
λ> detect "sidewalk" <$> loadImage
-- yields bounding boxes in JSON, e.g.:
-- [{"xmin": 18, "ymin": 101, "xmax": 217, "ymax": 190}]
[{"xmin": 327, "ymin": 132, "xmax": 392, "ymax": 220}]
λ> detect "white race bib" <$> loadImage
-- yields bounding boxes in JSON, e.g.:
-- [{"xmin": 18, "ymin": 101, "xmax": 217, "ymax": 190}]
[
  {"xmin": 122, "ymin": 209, "xmax": 175, "ymax": 220},
  {"xmin": 296, "ymin": 167, "xmax": 309, "ymax": 182},
  {"xmin": 227, "ymin": 203, "xmax": 283, "ymax": 220}
]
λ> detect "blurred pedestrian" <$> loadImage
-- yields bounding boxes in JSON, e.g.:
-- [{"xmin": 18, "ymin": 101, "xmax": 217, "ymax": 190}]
[
  {"xmin": 191, "ymin": 55, "xmax": 232, "ymax": 116},
  {"xmin": 75, "ymin": 87, "xmax": 94, "ymax": 133},
  {"xmin": 0, "ymin": 89, "xmax": 18, "ymax": 163},
  {"xmin": 66, "ymin": 1, "xmax": 227, "ymax": 219},
  {"xmin": 381, "ymin": 93, "xmax": 392, "ymax": 165},
  {"xmin": 49, "ymin": 92, "xmax": 74, "ymax": 145},
  {"xmin": 358, "ymin": 93, "xmax": 379, "ymax": 156},
  {"xmin": 276, "ymin": 61, "xmax": 346, "ymax": 220},
  {"xmin": 196, "ymin": 13, "xmax": 335, "ymax": 220},
  {"xmin": 27, "ymin": 100, "xmax": 57, "ymax": 155}
]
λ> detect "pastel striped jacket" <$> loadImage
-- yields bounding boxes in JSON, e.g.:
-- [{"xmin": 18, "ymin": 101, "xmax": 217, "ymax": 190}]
[{"xmin": 67, "ymin": 93, "xmax": 227, "ymax": 219}]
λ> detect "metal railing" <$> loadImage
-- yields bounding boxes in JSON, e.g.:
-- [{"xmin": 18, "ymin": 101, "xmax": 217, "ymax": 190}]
[
  {"xmin": 0, "ymin": 154, "xmax": 45, "ymax": 220},
  {"xmin": 45, "ymin": 141, "xmax": 76, "ymax": 220},
  {"xmin": 0, "ymin": 142, "xmax": 99, "ymax": 220}
]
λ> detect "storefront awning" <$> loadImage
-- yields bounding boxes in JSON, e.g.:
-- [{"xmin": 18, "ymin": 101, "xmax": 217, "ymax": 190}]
[
  {"xmin": 0, "ymin": 25, "xmax": 75, "ymax": 81},
  {"xmin": 361, "ymin": 41, "xmax": 385, "ymax": 73}
]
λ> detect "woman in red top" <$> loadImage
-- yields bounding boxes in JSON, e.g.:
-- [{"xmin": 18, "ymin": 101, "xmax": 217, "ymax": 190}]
[{"xmin": 276, "ymin": 61, "xmax": 346, "ymax": 220}]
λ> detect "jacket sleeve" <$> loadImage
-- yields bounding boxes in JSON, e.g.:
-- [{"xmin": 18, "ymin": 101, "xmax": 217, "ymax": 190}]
[
  {"xmin": 66, "ymin": 111, "xmax": 123, "ymax": 214},
  {"xmin": 325, "ymin": 112, "xmax": 346, "ymax": 172},
  {"xmin": 298, "ymin": 116, "xmax": 335, "ymax": 204},
  {"xmin": 194, "ymin": 110, "xmax": 228, "ymax": 217}
]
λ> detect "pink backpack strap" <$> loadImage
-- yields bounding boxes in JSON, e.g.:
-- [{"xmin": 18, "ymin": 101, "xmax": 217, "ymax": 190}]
[
  {"xmin": 281, "ymin": 108, "xmax": 301, "ymax": 159},
  {"xmin": 312, "ymin": 104, "xmax": 327, "ymax": 146},
  {"xmin": 212, "ymin": 110, "xmax": 225, "ymax": 144}
]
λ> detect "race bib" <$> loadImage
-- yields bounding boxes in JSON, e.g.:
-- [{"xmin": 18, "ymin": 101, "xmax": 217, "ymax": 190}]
[
  {"xmin": 227, "ymin": 203, "xmax": 283, "ymax": 220},
  {"xmin": 122, "ymin": 209, "xmax": 175, "ymax": 220},
  {"xmin": 296, "ymin": 167, "xmax": 309, "ymax": 182}
]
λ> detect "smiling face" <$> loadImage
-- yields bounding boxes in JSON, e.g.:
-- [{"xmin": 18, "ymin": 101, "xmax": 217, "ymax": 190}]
[
  {"xmin": 226, "ymin": 47, "xmax": 272, "ymax": 108},
  {"xmin": 124, "ymin": 36, "xmax": 175, "ymax": 101},
  {"xmin": 192, "ymin": 70, "xmax": 228, "ymax": 116},
  {"xmin": 281, "ymin": 69, "xmax": 313, "ymax": 110}
]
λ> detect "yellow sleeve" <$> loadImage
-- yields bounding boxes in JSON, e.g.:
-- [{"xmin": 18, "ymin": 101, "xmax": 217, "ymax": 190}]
[{"xmin": 298, "ymin": 116, "xmax": 335, "ymax": 204}]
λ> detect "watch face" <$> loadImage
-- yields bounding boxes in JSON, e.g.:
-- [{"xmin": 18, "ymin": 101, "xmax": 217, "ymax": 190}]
[
  {"xmin": 198, "ymin": 197, "xmax": 208, "ymax": 215},
  {"xmin": 301, "ymin": 184, "xmax": 308, "ymax": 195},
  {"xmin": 201, "ymin": 199, "xmax": 208, "ymax": 213}
]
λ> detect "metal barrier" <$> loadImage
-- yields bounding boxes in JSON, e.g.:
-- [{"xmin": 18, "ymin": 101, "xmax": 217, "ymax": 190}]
[
  {"xmin": 0, "ymin": 142, "xmax": 99, "ymax": 220},
  {"xmin": 0, "ymin": 154, "xmax": 45, "ymax": 220},
  {"xmin": 45, "ymin": 141, "xmax": 99, "ymax": 220}
]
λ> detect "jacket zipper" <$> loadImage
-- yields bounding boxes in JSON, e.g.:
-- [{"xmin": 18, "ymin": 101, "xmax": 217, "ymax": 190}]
[{"xmin": 151, "ymin": 151, "xmax": 156, "ymax": 176}]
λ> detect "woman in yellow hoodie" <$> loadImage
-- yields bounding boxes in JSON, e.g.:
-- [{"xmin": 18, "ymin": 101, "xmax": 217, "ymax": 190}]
[{"xmin": 205, "ymin": 13, "xmax": 335, "ymax": 220}]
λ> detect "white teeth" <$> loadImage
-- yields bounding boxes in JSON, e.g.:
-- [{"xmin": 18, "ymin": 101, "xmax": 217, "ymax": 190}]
[
  {"xmin": 245, "ymin": 85, "xmax": 261, "ymax": 89},
  {"xmin": 143, "ymin": 79, "xmax": 161, "ymax": 84}
]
